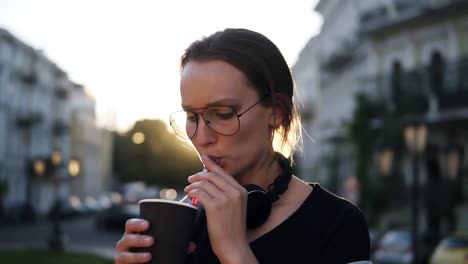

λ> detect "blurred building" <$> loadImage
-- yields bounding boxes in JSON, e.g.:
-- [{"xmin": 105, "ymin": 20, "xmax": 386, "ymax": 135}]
[
  {"xmin": 293, "ymin": 0, "xmax": 468, "ymax": 233},
  {"xmin": 0, "ymin": 28, "xmax": 113, "ymax": 216},
  {"xmin": 68, "ymin": 84, "xmax": 113, "ymax": 205},
  {"xmin": 293, "ymin": 1, "xmax": 375, "ymax": 190}
]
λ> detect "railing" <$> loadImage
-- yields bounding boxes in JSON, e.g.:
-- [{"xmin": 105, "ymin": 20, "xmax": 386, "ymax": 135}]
[
  {"xmin": 359, "ymin": 0, "xmax": 468, "ymax": 34},
  {"xmin": 363, "ymin": 57, "xmax": 468, "ymax": 112},
  {"xmin": 320, "ymin": 37, "xmax": 360, "ymax": 72},
  {"xmin": 16, "ymin": 110, "xmax": 43, "ymax": 128}
]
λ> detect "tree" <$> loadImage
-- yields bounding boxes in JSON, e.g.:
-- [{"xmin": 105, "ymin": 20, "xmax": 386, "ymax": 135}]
[{"xmin": 113, "ymin": 119, "xmax": 203, "ymax": 188}]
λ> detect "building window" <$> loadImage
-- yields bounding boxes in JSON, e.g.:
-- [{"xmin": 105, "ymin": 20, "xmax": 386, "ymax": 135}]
[{"xmin": 430, "ymin": 51, "xmax": 444, "ymax": 96}]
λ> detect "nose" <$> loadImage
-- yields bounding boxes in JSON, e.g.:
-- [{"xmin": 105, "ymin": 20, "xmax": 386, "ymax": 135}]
[{"xmin": 192, "ymin": 115, "xmax": 216, "ymax": 146}]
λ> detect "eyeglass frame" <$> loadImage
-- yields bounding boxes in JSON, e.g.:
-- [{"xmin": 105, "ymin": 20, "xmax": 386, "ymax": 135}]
[{"xmin": 169, "ymin": 94, "xmax": 271, "ymax": 140}]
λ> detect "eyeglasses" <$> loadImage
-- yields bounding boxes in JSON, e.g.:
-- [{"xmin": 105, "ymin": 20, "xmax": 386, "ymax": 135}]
[{"xmin": 169, "ymin": 94, "xmax": 269, "ymax": 140}]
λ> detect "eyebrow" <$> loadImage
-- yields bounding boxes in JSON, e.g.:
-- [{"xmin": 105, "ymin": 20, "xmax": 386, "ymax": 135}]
[{"xmin": 182, "ymin": 98, "xmax": 241, "ymax": 110}]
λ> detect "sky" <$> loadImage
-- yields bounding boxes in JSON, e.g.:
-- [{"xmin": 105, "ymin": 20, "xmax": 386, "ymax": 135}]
[{"xmin": 0, "ymin": 0, "xmax": 322, "ymax": 131}]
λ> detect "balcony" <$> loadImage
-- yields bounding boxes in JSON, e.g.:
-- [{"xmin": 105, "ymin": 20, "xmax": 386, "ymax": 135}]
[
  {"xmin": 20, "ymin": 71, "xmax": 37, "ymax": 85},
  {"xmin": 359, "ymin": 0, "xmax": 468, "ymax": 35},
  {"xmin": 364, "ymin": 57, "xmax": 468, "ymax": 114},
  {"xmin": 16, "ymin": 111, "xmax": 43, "ymax": 129},
  {"xmin": 52, "ymin": 119, "xmax": 70, "ymax": 136},
  {"xmin": 320, "ymin": 37, "xmax": 360, "ymax": 72},
  {"xmin": 55, "ymin": 85, "xmax": 69, "ymax": 100},
  {"xmin": 359, "ymin": 5, "xmax": 389, "ymax": 32}
]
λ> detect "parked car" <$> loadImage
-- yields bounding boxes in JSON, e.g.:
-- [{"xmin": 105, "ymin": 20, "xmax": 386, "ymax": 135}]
[
  {"xmin": 373, "ymin": 230, "xmax": 413, "ymax": 264},
  {"xmin": 429, "ymin": 233, "xmax": 468, "ymax": 264},
  {"xmin": 94, "ymin": 202, "xmax": 139, "ymax": 230},
  {"xmin": 3, "ymin": 202, "xmax": 36, "ymax": 224},
  {"xmin": 47, "ymin": 198, "xmax": 82, "ymax": 220},
  {"xmin": 373, "ymin": 229, "xmax": 435, "ymax": 264}
]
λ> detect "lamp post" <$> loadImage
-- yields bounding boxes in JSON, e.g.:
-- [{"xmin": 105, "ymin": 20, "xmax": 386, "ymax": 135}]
[
  {"xmin": 47, "ymin": 149, "xmax": 80, "ymax": 252},
  {"xmin": 48, "ymin": 148, "xmax": 65, "ymax": 251},
  {"xmin": 403, "ymin": 115, "xmax": 428, "ymax": 264}
]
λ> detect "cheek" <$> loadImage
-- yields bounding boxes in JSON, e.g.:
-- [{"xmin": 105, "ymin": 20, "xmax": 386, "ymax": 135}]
[{"xmin": 233, "ymin": 118, "xmax": 272, "ymax": 149}]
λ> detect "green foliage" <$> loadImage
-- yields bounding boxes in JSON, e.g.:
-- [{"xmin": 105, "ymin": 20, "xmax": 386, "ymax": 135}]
[
  {"xmin": 0, "ymin": 249, "xmax": 113, "ymax": 264},
  {"xmin": 347, "ymin": 91, "xmax": 426, "ymax": 226},
  {"xmin": 347, "ymin": 93, "xmax": 379, "ymax": 214},
  {"xmin": 113, "ymin": 119, "xmax": 203, "ymax": 188}
]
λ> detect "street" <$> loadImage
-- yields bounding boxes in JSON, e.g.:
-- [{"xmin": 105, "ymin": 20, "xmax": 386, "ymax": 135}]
[{"xmin": 0, "ymin": 216, "xmax": 123, "ymax": 259}]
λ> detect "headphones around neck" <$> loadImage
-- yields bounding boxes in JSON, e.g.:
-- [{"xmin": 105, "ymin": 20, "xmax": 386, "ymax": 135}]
[{"xmin": 243, "ymin": 154, "xmax": 292, "ymax": 229}]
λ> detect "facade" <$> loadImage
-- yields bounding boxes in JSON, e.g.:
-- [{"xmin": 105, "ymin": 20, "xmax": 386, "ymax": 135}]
[
  {"xmin": 0, "ymin": 28, "xmax": 112, "ymax": 216},
  {"xmin": 293, "ymin": 0, "xmax": 375, "ymax": 193},
  {"xmin": 360, "ymin": 0, "xmax": 468, "ymax": 233},
  {"xmin": 68, "ymin": 84, "xmax": 113, "ymax": 204},
  {"xmin": 294, "ymin": 0, "xmax": 468, "ymax": 233}
]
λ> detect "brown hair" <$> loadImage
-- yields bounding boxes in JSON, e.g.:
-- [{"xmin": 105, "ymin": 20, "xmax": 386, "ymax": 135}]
[{"xmin": 180, "ymin": 28, "xmax": 302, "ymax": 160}]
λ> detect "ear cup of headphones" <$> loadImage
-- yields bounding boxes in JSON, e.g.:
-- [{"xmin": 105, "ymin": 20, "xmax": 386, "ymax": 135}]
[{"xmin": 244, "ymin": 184, "xmax": 272, "ymax": 229}]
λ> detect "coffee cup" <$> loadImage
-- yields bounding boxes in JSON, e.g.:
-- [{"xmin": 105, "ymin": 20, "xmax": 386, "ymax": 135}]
[{"xmin": 137, "ymin": 199, "xmax": 197, "ymax": 264}]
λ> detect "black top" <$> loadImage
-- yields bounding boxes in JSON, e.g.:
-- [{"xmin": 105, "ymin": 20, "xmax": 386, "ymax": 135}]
[{"xmin": 188, "ymin": 183, "xmax": 370, "ymax": 264}]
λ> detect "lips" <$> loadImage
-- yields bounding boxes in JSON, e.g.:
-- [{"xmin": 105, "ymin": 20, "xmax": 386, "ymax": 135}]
[{"xmin": 208, "ymin": 156, "xmax": 222, "ymax": 166}]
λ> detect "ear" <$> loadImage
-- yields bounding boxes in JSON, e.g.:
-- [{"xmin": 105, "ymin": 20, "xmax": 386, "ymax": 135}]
[{"xmin": 269, "ymin": 104, "xmax": 284, "ymax": 129}]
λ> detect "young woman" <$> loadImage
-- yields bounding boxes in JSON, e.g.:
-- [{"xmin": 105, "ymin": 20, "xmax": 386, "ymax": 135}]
[{"xmin": 115, "ymin": 28, "xmax": 370, "ymax": 264}]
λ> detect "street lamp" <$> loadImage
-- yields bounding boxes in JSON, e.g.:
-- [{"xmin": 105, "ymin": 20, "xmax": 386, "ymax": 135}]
[
  {"xmin": 439, "ymin": 141, "xmax": 463, "ymax": 233},
  {"xmin": 403, "ymin": 115, "xmax": 428, "ymax": 264},
  {"xmin": 375, "ymin": 139, "xmax": 394, "ymax": 177},
  {"xmin": 68, "ymin": 159, "xmax": 80, "ymax": 178},
  {"xmin": 32, "ymin": 160, "xmax": 46, "ymax": 177},
  {"xmin": 47, "ymin": 150, "xmax": 80, "ymax": 252},
  {"xmin": 440, "ymin": 142, "xmax": 462, "ymax": 181}
]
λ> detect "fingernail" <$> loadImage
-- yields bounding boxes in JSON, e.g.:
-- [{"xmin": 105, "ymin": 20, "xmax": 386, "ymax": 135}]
[
  {"xmin": 139, "ymin": 221, "xmax": 148, "ymax": 230},
  {"xmin": 144, "ymin": 252, "xmax": 152, "ymax": 260},
  {"xmin": 144, "ymin": 237, "xmax": 153, "ymax": 244}
]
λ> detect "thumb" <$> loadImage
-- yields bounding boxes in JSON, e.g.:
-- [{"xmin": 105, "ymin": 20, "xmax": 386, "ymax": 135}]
[{"xmin": 187, "ymin": 242, "xmax": 197, "ymax": 254}]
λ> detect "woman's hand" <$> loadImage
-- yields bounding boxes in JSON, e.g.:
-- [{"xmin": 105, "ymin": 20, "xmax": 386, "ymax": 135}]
[
  {"xmin": 115, "ymin": 219, "xmax": 154, "ymax": 264},
  {"xmin": 184, "ymin": 155, "xmax": 253, "ymax": 263},
  {"xmin": 115, "ymin": 219, "xmax": 197, "ymax": 264}
]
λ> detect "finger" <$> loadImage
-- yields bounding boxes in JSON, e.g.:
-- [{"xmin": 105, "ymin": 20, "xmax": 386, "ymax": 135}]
[
  {"xmin": 184, "ymin": 179, "xmax": 224, "ymax": 198},
  {"xmin": 186, "ymin": 188, "xmax": 215, "ymax": 207},
  {"xmin": 188, "ymin": 168, "xmax": 240, "ymax": 192},
  {"xmin": 188, "ymin": 172, "xmax": 244, "ymax": 200},
  {"xmin": 125, "ymin": 219, "xmax": 149, "ymax": 234},
  {"xmin": 115, "ymin": 251, "xmax": 151, "ymax": 264},
  {"xmin": 201, "ymin": 155, "xmax": 239, "ymax": 187},
  {"xmin": 116, "ymin": 234, "xmax": 154, "ymax": 252}
]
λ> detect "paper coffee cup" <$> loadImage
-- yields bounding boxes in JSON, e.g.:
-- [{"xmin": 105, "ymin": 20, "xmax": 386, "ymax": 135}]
[{"xmin": 137, "ymin": 199, "xmax": 197, "ymax": 264}]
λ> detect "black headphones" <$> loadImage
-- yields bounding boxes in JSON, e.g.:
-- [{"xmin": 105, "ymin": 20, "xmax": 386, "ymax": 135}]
[{"xmin": 243, "ymin": 153, "xmax": 292, "ymax": 229}]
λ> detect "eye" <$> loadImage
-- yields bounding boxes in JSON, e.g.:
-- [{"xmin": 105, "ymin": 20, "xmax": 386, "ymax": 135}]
[
  {"xmin": 210, "ymin": 107, "xmax": 235, "ymax": 120},
  {"xmin": 186, "ymin": 111, "xmax": 198, "ymax": 122}
]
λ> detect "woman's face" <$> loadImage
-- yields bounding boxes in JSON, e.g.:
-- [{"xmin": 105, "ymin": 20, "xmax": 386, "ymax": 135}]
[{"xmin": 180, "ymin": 60, "xmax": 276, "ymax": 182}]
